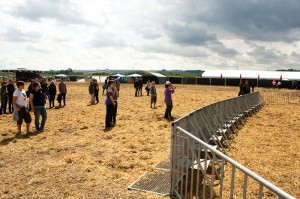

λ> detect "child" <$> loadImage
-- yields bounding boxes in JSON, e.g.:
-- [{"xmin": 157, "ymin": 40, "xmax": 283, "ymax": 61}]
[
  {"xmin": 105, "ymin": 80, "xmax": 115, "ymax": 128},
  {"xmin": 164, "ymin": 81, "xmax": 175, "ymax": 119},
  {"xmin": 150, "ymin": 81, "xmax": 157, "ymax": 108},
  {"xmin": 57, "ymin": 93, "xmax": 62, "ymax": 107}
]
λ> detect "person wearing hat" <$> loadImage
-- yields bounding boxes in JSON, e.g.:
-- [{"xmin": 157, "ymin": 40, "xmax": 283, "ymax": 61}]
[
  {"xmin": 150, "ymin": 81, "xmax": 157, "ymax": 108},
  {"xmin": 164, "ymin": 81, "xmax": 176, "ymax": 119},
  {"xmin": 48, "ymin": 80, "xmax": 57, "ymax": 108}
]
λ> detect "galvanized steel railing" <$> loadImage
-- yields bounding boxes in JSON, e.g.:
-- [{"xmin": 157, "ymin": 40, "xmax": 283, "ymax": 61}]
[
  {"xmin": 261, "ymin": 90, "xmax": 300, "ymax": 104},
  {"xmin": 170, "ymin": 92, "xmax": 295, "ymax": 199}
]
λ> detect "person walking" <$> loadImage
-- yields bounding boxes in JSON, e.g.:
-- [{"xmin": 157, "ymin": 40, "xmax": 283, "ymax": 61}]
[
  {"xmin": 134, "ymin": 78, "xmax": 139, "ymax": 97},
  {"xmin": 115, "ymin": 79, "xmax": 120, "ymax": 92},
  {"xmin": 89, "ymin": 80, "xmax": 95, "ymax": 105},
  {"xmin": 48, "ymin": 81, "xmax": 57, "ymax": 108},
  {"xmin": 150, "ymin": 81, "xmax": 157, "ymax": 108},
  {"xmin": 94, "ymin": 79, "xmax": 99, "ymax": 104},
  {"xmin": 29, "ymin": 82, "xmax": 47, "ymax": 132},
  {"xmin": 112, "ymin": 82, "xmax": 119, "ymax": 126},
  {"xmin": 102, "ymin": 79, "xmax": 108, "ymax": 95},
  {"xmin": 0, "ymin": 81, "xmax": 9, "ymax": 114},
  {"xmin": 146, "ymin": 80, "xmax": 151, "ymax": 96},
  {"xmin": 138, "ymin": 78, "xmax": 143, "ymax": 96},
  {"xmin": 238, "ymin": 79, "xmax": 244, "ymax": 96},
  {"xmin": 164, "ymin": 81, "xmax": 176, "ymax": 119},
  {"xmin": 13, "ymin": 81, "xmax": 32, "ymax": 135},
  {"xmin": 105, "ymin": 80, "xmax": 115, "ymax": 128},
  {"xmin": 58, "ymin": 78, "xmax": 67, "ymax": 107},
  {"xmin": 7, "ymin": 79, "xmax": 16, "ymax": 114}
]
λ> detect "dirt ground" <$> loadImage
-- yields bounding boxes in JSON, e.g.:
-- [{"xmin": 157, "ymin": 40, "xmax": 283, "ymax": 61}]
[{"xmin": 0, "ymin": 83, "xmax": 299, "ymax": 198}]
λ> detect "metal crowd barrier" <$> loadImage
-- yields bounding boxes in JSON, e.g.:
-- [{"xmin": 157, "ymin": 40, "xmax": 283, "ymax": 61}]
[
  {"xmin": 170, "ymin": 92, "xmax": 295, "ymax": 199},
  {"xmin": 261, "ymin": 90, "xmax": 300, "ymax": 104}
]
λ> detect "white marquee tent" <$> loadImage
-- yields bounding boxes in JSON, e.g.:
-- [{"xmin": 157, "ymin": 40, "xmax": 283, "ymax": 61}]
[{"xmin": 202, "ymin": 70, "xmax": 300, "ymax": 81}]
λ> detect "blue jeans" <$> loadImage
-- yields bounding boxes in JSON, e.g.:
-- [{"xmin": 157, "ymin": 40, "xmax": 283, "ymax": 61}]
[{"xmin": 34, "ymin": 106, "xmax": 47, "ymax": 131}]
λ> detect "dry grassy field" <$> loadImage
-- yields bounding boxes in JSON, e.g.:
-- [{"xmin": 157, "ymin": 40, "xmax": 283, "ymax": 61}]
[{"xmin": 0, "ymin": 83, "xmax": 299, "ymax": 198}]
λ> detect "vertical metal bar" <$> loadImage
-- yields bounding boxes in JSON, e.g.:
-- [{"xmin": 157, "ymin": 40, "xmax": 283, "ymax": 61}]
[
  {"xmin": 189, "ymin": 140, "xmax": 195, "ymax": 199},
  {"xmin": 202, "ymin": 148, "xmax": 208, "ymax": 199},
  {"xmin": 243, "ymin": 174, "xmax": 248, "ymax": 199},
  {"xmin": 258, "ymin": 184, "xmax": 263, "ymax": 199},
  {"xmin": 230, "ymin": 166, "xmax": 236, "ymax": 199},
  {"xmin": 196, "ymin": 144, "xmax": 200, "ymax": 198},
  {"xmin": 184, "ymin": 138, "xmax": 190, "ymax": 199},
  {"xmin": 210, "ymin": 155, "xmax": 215, "ymax": 199},
  {"xmin": 170, "ymin": 123, "xmax": 176, "ymax": 195},
  {"xmin": 219, "ymin": 159, "xmax": 225, "ymax": 199},
  {"xmin": 180, "ymin": 135, "xmax": 185, "ymax": 196}
]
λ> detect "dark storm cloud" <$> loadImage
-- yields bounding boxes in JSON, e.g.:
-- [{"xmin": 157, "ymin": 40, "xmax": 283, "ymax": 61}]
[
  {"xmin": 12, "ymin": 0, "xmax": 92, "ymax": 25},
  {"xmin": 171, "ymin": 0, "xmax": 300, "ymax": 42},
  {"xmin": 164, "ymin": 22, "xmax": 217, "ymax": 46}
]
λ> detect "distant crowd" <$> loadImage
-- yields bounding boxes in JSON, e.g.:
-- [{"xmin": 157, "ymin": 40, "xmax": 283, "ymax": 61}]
[{"xmin": 3, "ymin": 76, "xmax": 279, "ymax": 135}]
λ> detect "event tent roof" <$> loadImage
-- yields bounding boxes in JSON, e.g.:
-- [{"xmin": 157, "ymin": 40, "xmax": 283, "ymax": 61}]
[
  {"xmin": 127, "ymin": 74, "xmax": 142, "ymax": 77},
  {"xmin": 202, "ymin": 70, "xmax": 300, "ymax": 81}
]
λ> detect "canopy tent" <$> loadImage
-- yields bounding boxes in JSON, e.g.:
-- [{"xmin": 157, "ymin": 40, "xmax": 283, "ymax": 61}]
[
  {"xmin": 143, "ymin": 72, "xmax": 167, "ymax": 84},
  {"xmin": 127, "ymin": 74, "xmax": 142, "ymax": 77},
  {"xmin": 55, "ymin": 74, "xmax": 68, "ymax": 78},
  {"xmin": 112, "ymin": 74, "xmax": 125, "ymax": 77},
  {"xmin": 202, "ymin": 70, "xmax": 300, "ymax": 81}
]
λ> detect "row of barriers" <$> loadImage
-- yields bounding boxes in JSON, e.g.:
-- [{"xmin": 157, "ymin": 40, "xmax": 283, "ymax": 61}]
[
  {"xmin": 170, "ymin": 92, "xmax": 295, "ymax": 198},
  {"xmin": 261, "ymin": 90, "xmax": 300, "ymax": 104}
]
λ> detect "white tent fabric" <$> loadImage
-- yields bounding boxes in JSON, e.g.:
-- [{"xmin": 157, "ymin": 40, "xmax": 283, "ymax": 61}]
[
  {"xmin": 112, "ymin": 74, "xmax": 125, "ymax": 77},
  {"xmin": 55, "ymin": 74, "xmax": 68, "ymax": 77},
  {"xmin": 202, "ymin": 70, "xmax": 300, "ymax": 80},
  {"xmin": 92, "ymin": 76, "xmax": 108, "ymax": 83},
  {"xmin": 127, "ymin": 74, "xmax": 142, "ymax": 77},
  {"xmin": 77, "ymin": 79, "xmax": 85, "ymax": 82}
]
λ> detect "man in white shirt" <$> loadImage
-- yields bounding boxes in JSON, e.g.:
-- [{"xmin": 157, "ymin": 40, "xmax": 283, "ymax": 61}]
[{"xmin": 13, "ymin": 81, "xmax": 32, "ymax": 135}]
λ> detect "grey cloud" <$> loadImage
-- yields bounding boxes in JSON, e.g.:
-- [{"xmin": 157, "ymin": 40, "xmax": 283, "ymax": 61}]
[
  {"xmin": 2, "ymin": 26, "xmax": 42, "ymax": 42},
  {"xmin": 140, "ymin": 44, "xmax": 208, "ymax": 58},
  {"xmin": 208, "ymin": 42, "xmax": 239, "ymax": 57},
  {"xmin": 12, "ymin": 0, "xmax": 92, "ymax": 25},
  {"xmin": 247, "ymin": 46, "xmax": 288, "ymax": 63},
  {"xmin": 164, "ymin": 22, "xmax": 217, "ymax": 46},
  {"xmin": 167, "ymin": 0, "xmax": 300, "ymax": 42},
  {"xmin": 90, "ymin": 33, "xmax": 127, "ymax": 48}
]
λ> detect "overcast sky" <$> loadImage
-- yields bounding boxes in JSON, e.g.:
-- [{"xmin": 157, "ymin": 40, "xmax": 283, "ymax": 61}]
[{"xmin": 1, "ymin": 0, "xmax": 300, "ymax": 71}]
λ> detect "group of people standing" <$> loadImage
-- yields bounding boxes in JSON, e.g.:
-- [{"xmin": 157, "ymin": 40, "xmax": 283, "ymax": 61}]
[
  {"xmin": 0, "ymin": 78, "xmax": 68, "ymax": 135},
  {"xmin": 134, "ymin": 77, "xmax": 144, "ymax": 97},
  {"xmin": 238, "ymin": 79, "xmax": 254, "ymax": 96}
]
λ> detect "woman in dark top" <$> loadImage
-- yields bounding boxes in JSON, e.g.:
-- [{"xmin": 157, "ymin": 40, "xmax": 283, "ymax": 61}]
[
  {"xmin": 105, "ymin": 80, "xmax": 115, "ymax": 128},
  {"xmin": 29, "ymin": 82, "xmax": 47, "ymax": 132},
  {"xmin": 48, "ymin": 81, "xmax": 57, "ymax": 108}
]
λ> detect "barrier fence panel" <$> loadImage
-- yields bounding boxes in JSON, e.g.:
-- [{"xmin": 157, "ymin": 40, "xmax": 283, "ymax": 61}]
[
  {"xmin": 261, "ymin": 91, "xmax": 300, "ymax": 104},
  {"xmin": 170, "ymin": 127, "xmax": 295, "ymax": 199},
  {"xmin": 170, "ymin": 92, "xmax": 294, "ymax": 199}
]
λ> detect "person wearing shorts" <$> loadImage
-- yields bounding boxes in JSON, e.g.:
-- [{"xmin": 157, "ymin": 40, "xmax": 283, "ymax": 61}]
[
  {"xmin": 13, "ymin": 81, "xmax": 32, "ymax": 135},
  {"xmin": 150, "ymin": 81, "xmax": 157, "ymax": 108}
]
